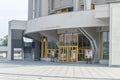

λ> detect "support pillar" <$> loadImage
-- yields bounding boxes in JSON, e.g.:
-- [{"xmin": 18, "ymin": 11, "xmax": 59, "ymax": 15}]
[
  {"xmin": 84, "ymin": 0, "xmax": 92, "ymax": 10},
  {"xmin": 28, "ymin": 0, "xmax": 33, "ymax": 20},
  {"xmin": 109, "ymin": 3, "xmax": 120, "ymax": 66},
  {"xmin": 73, "ymin": 0, "xmax": 81, "ymax": 11},
  {"xmin": 34, "ymin": 0, "xmax": 41, "ymax": 18},
  {"xmin": 7, "ymin": 23, "xmax": 14, "ymax": 60},
  {"xmin": 41, "ymin": 0, "xmax": 48, "ymax": 16},
  {"xmin": 33, "ymin": 40, "xmax": 40, "ymax": 60}
]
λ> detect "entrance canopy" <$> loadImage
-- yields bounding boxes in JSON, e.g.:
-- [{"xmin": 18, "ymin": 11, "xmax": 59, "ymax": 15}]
[{"xmin": 25, "ymin": 11, "xmax": 109, "ymax": 34}]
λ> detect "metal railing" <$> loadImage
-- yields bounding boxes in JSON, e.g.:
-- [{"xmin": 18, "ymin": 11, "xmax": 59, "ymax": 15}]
[{"xmin": 78, "ymin": 28, "xmax": 97, "ymax": 63}]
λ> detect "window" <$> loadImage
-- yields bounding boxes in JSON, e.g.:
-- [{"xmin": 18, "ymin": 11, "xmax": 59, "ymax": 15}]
[
  {"xmin": 59, "ymin": 33, "xmax": 78, "ymax": 46},
  {"xmin": 102, "ymin": 32, "xmax": 109, "ymax": 59}
]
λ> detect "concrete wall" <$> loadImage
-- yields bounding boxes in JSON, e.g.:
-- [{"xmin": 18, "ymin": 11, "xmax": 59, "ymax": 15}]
[
  {"xmin": 9, "ymin": 20, "xmax": 27, "ymax": 30},
  {"xmin": 8, "ymin": 20, "xmax": 26, "ymax": 60},
  {"xmin": 34, "ymin": 0, "xmax": 41, "ymax": 18},
  {"xmin": 95, "ymin": 4, "xmax": 109, "ymax": 18},
  {"xmin": 109, "ymin": 3, "xmax": 120, "ymax": 66},
  {"xmin": 28, "ymin": 0, "xmax": 33, "ymax": 20}
]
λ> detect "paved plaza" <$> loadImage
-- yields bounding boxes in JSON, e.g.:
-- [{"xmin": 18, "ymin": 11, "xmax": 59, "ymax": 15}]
[{"xmin": 0, "ymin": 61, "xmax": 120, "ymax": 80}]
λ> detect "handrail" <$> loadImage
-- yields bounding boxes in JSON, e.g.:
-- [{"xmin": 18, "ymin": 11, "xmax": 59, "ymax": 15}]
[{"xmin": 78, "ymin": 28, "xmax": 97, "ymax": 63}]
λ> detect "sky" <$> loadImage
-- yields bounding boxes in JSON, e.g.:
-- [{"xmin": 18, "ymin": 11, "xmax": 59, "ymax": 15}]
[{"xmin": 0, "ymin": 0, "xmax": 28, "ymax": 39}]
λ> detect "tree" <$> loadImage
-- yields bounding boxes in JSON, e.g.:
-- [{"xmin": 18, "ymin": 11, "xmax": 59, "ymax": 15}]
[
  {"xmin": 0, "ymin": 35, "xmax": 8, "ymax": 46},
  {"xmin": 0, "ymin": 39, "xmax": 3, "ymax": 46},
  {"xmin": 3, "ymin": 35, "xmax": 8, "ymax": 46}
]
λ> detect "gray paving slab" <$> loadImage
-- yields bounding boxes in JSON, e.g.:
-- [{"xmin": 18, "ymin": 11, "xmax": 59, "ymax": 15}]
[{"xmin": 0, "ymin": 61, "xmax": 120, "ymax": 80}]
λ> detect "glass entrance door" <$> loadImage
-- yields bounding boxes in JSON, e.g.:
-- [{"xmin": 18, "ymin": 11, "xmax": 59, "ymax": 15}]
[
  {"xmin": 78, "ymin": 33, "xmax": 91, "ymax": 61},
  {"xmin": 59, "ymin": 46, "xmax": 78, "ymax": 63},
  {"xmin": 58, "ymin": 33, "xmax": 91, "ymax": 63},
  {"xmin": 58, "ymin": 33, "xmax": 78, "ymax": 63}
]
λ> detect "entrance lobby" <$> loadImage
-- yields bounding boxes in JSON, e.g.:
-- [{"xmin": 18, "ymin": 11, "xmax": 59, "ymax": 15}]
[
  {"xmin": 41, "ymin": 32, "xmax": 92, "ymax": 63},
  {"xmin": 58, "ymin": 33, "xmax": 91, "ymax": 63}
]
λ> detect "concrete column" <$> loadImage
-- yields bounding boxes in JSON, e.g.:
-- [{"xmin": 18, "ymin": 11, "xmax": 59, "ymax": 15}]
[
  {"xmin": 84, "ymin": 0, "xmax": 92, "ymax": 10},
  {"xmin": 73, "ymin": 0, "xmax": 81, "ymax": 11},
  {"xmin": 28, "ymin": 0, "xmax": 33, "ymax": 20},
  {"xmin": 33, "ymin": 40, "xmax": 40, "ymax": 60},
  {"xmin": 22, "ymin": 32, "xmax": 25, "ymax": 60},
  {"xmin": 109, "ymin": 3, "xmax": 120, "ymax": 66},
  {"xmin": 34, "ymin": 0, "xmax": 41, "ymax": 18},
  {"xmin": 7, "ymin": 23, "xmax": 14, "ymax": 60},
  {"xmin": 41, "ymin": 0, "xmax": 48, "ymax": 16}
]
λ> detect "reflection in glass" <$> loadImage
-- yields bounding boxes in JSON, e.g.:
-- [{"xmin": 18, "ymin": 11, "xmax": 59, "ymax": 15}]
[
  {"xmin": 59, "ymin": 33, "xmax": 78, "ymax": 46},
  {"xmin": 103, "ymin": 32, "xmax": 109, "ymax": 59}
]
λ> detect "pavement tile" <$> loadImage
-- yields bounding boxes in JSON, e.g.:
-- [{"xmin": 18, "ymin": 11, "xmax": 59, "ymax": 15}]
[{"xmin": 0, "ymin": 61, "xmax": 120, "ymax": 80}]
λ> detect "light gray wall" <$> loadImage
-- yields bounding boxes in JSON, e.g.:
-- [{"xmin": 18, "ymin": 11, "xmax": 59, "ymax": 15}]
[
  {"xmin": 109, "ymin": 3, "xmax": 120, "ymax": 66},
  {"xmin": 41, "ymin": 0, "xmax": 48, "ymax": 16},
  {"xmin": 34, "ymin": 0, "xmax": 41, "ymax": 18},
  {"xmin": 95, "ymin": 4, "xmax": 109, "ymax": 18},
  {"xmin": 8, "ymin": 20, "xmax": 26, "ymax": 60},
  {"xmin": 28, "ymin": 0, "xmax": 33, "ymax": 20},
  {"xmin": 9, "ymin": 20, "xmax": 27, "ymax": 30}
]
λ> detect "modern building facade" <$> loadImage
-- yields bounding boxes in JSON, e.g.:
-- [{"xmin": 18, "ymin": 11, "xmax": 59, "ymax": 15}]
[{"xmin": 8, "ymin": 0, "xmax": 120, "ymax": 66}]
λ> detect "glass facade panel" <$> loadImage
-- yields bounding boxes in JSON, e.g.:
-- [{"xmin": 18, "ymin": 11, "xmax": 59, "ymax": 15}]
[
  {"xmin": 78, "ymin": 33, "xmax": 91, "ymax": 61},
  {"xmin": 58, "ymin": 33, "xmax": 78, "ymax": 63},
  {"xmin": 58, "ymin": 33, "xmax": 91, "ymax": 62},
  {"xmin": 102, "ymin": 32, "xmax": 109, "ymax": 60},
  {"xmin": 65, "ymin": 34, "xmax": 72, "ymax": 46},
  {"xmin": 59, "ymin": 34, "xmax": 64, "ymax": 46},
  {"xmin": 73, "ymin": 33, "xmax": 78, "ymax": 45},
  {"xmin": 59, "ymin": 33, "xmax": 78, "ymax": 46},
  {"xmin": 48, "ymin": 41, "xmax": 58, "ymax": 49},
  {"xmin": 48, "ymin": 41, "xmax": 58, "ymax": 58}
]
